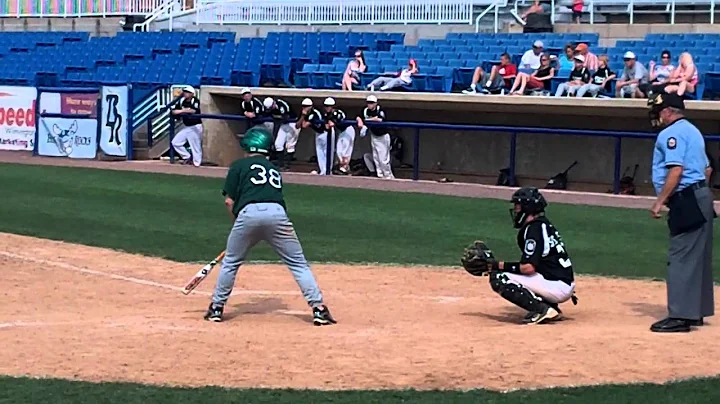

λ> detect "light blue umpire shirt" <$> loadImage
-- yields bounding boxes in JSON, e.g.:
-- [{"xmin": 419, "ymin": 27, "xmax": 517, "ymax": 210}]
[{"xmin": 652, "ymin": 118, "xmax": 709, "ymax": 195}]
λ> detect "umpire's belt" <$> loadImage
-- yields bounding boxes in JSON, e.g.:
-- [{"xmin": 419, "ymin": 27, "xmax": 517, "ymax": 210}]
[
  {"xmin": 667, "ymin": 180, "xmax": 708, "ymax": 236},
  {"xmin": 682, "ymin": 180, "xmax": 707, "ymax": 192}
]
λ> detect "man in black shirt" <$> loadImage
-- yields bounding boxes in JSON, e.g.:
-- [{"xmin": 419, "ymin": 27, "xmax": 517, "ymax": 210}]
[
  {"xmin": 463, "ymin": 188, "xmax": 577, "ymax": 324},
  {"xmin": 553, "ymin": 54, "xmax": 590, "ymax": 97},
  {"xmin": 356, "ymin": 95, "xmax": 394, "ymax": 179},
  {"xmin": 170, "ymin": 86, "xmax": 203, "ymax": 166},
  {"xmin": 262, "ymin": 96, "xmax": 297, "ymax": 170},
  {"xmin": 240, "ymin": 87, "xmax": 266, "ymax": 129},
  {"xmin": 294, "ymin": 98, "xmax": 325, "ymax": 173},
  {"xmin": 323, "ymin": 97, "xmax": 355, "ymax": 174}
]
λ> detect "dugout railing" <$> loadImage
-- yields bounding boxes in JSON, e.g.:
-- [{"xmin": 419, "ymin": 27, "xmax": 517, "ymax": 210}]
[{"xmin": 159, "ymin": 112, "xmax": 720, "ymax": 195}]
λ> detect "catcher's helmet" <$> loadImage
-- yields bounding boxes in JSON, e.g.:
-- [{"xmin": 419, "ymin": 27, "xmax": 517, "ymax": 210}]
[
  {"xmin": 510, "ymin": 187, "xmax": 547, "ymax": 228},
  {"xmin": 239, "ymin": 127, "xmax": 273, "ymax": 155}
]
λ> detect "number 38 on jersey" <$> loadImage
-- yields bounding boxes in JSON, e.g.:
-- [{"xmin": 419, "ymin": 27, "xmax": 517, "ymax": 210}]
[{"xmin": 250, "ymin": 164, "xmax": 282, "ymax": 189}]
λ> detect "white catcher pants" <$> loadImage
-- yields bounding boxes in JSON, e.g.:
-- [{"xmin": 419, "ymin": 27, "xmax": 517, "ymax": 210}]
[
  {"xmin": 335, "ymin": 126, "xmax": 356, "ymax": 162},
  {"xmin": 172, "ymin": 124, "xmax": 203, "ymax": 166},
  {"xmin": 315, "ymin": 130, "xmax": 336, "ymax": 175},
  {"xmin": 274, "ymin": 123, "xmax": 300, "ymax": 153},
  {"xmin": 504, "ymin": 272, "xmax": 575, "ymax": 304}
]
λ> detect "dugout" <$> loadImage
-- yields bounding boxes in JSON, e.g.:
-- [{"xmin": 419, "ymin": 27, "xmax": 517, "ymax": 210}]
[{"xmin": 200, "ymin": 87, "xmax": 720, "ymax": 194}]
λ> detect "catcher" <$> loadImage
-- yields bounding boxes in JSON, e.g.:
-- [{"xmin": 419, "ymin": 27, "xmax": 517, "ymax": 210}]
[{"xmin": 461, "ymin": 187, "xmax": 577, "ymax": 324}]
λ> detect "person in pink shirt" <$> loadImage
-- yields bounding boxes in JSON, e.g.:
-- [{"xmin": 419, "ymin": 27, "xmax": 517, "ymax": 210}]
[
  {"xmin": 575, "ymin": 43, "xmax": 598, "ymax": 71},
  {"xmin": 663, "ymin": 52, "xmax": 699, "ymax": 97}
]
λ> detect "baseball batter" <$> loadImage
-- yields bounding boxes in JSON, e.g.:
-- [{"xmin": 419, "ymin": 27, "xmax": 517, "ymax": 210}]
[
  {"xmin": 262, "ymin": 97, "xmax": 298, "ymax": 170},
  {"xmin": 204, "ymin": 127, "xmax": 336, "ymax": 326},
  {"xmin": 461, "ymin": 188, "xmax": 577, "ymax": 324},
  {"xmin": 356, "ymin": 95, "xmax": 393, "ymax": 179},
  {"xmin": 170, "ymin": 86, "xmax": 203, "ymax": 166}
]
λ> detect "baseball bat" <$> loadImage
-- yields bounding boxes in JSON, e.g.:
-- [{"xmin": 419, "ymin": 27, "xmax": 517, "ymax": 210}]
[{"xmin": 181, "ymin": 250, "xmax": 226, "ymax": 295}]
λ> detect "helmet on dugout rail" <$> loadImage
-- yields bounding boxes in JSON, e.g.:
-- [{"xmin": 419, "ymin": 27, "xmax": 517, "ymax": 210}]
[
  {"xmin": 239, "ymin": 127, "xmax": 273, "ymax": 155},
  {"xmin": 509, "ymin": 187, "xmax": 547, "ymax": 228}
]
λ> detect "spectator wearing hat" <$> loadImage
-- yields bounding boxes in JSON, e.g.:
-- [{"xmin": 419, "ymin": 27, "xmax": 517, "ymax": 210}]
[
  {"xmin": 367, "ymin": 59, "xmax": 418, "ymax": 91},
  {"xmin": 170, "ymin": 86, "xmax": 203, "ymax": 166},
  {"xmin": 262, "ymin": 97, "xmax": 295, "ymax": 170},
  {"xmin": 520, "ymin": 41, "xmax": 544, "ymax": 70},
  {"xmin": 575, "ymin": 54, "xmax": 615, "ymax": 97},
  {"xmin": 616, "ymin": 51, "xmax": 649, "ymax": 98},
  {"xmin": 574, "ymin": 43, "xmax": 598, "ymax": 71},
  {"xmin": 356, "ymin": 95, "xmax": 394, "ymax": 179},
  {"xmin": 553, "ymin": 54, "xmax": 590, "ymax": 97}
]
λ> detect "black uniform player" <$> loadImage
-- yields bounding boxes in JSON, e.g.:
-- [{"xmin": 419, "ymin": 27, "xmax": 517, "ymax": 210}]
[
  {"xmin": 461, "ymin": 188, "xmax": 577, "ymax": 325},
  {"xmin": 240, "ymin": 87, "xmax": 265, "ymax": 127},
  {"xmin": 262, "ymin": 96, "xmax": 295, "ymax": 168},
  {"xmin": 323, "ymin": 98, "xmax": 353, "ymax": 174}
]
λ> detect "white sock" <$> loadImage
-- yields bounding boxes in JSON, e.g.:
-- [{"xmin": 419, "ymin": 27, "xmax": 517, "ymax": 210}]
[{"xmin": 470, "ymin": 83, "xmax": 476, "ymax": 90}]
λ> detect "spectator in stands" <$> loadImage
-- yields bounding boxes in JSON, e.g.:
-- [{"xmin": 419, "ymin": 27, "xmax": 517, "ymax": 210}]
[
  {"xmin": 367, "ymin": 59, "xmax": 418, "ymax": 91},
  {"xmin": 521, "ymin": 0, "xmax": 549, "ymax": 21},
  {"xmin": 554, "ymin": 54, "xmax": 590, "ymax": 96},
  {"xmin": 509, "ymin": 54, "xmax": 554, "ymax": 95},
  {"xmin": 574, "ymin": 43, "xmax": 598, "ymax": 71},
  {"xmin": 615, "ymin": 51, "xmax": 649, "ymax": 98},
  {"xmin": 556, "ymin": 44, "xmax": 576, "ymax": 71},
  {"xmin": 520, "ymin": 41, "xmax": 544, "ymax": 70},
  {"xmin": 663, "ymin": 52, "xmax": 698, "ymax": 97},
  {"xmin": 572, "ymin": 0, "xmax": 584, "ymax": 24},
  {"xmin": 575, "ymin": 55, "xmax": 615, "ymax": 97},
  {"xmin": 462, "ymin": 53, "xmax": 517, "ymax": 94},
  {"xmin": 641, "ymin": 50, "xmax": 674, "ymax": 96},
  {"xmin": 341, "ymin": 50, "xmax": 367, "ymax": 91}
]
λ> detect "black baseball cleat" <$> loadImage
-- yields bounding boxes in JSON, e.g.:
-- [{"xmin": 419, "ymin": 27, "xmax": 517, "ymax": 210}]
[
  {"xmin": 522, "ymin": 311, "xmax": 538, "ymax": 324},
  {"xmin": 650, "ymin": 317, "xmax": 692, "ymax": 333},
  {"xmin": 204, "ymin": 303, "xmax": 224, "ymax": 322},
  {"xmin": 528, "ymin": 305, "xmax": 562, "ymax": 325},
  {"xmin": 688, "ymin": 318, "xmax": 704, "ymax": 326},
  {"xmin": 312, "ymin": 305, "xmax": 337, "ymax": 326}
]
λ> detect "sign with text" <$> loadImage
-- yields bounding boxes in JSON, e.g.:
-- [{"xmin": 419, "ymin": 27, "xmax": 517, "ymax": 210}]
[
  {"xmin": 37, "ymin": 90, "xmax": 99, "ymax": 159},
  {"xmin": 100, "ymin": 85, "xmax": 129, "ymax": 157},
  {"xmin": 0, "ymin": 86, "xmax": 37, "ymax": 151}
]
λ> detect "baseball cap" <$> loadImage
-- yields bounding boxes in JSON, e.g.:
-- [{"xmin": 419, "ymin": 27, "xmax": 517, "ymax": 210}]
[
  {"xmin": 323, "ymin": 97, "xmax": 336, "ymax": 106},
  {"xmin": 533, "ymin": 40, "xmax": 544, "ymax": 48},
  {"xmin": 623, "ymin": 51, "xmax": 637, "ymax": 60},
  {"xmin": 573, "ymin": 54, "xmax": 585, "ymax": 63},
  {"xmin": 263, "ymin": 97, "xmax": 274, "ymax": 109},
  {"xmin": 648, "ymin": 91, "xmax": 685, "ymax": 111},
  {"xmin": 366, "ymin": 95, "xmax": 378, "ymax": 103},
  {"xmin": 575, "ymin": 43, "xmax": 588, "ymax": 52},
  {"xmin": 240, "ymin": 87, "xmax": 251, "ymax": 95},
  {"xmin": 301, "ymin": 98, "xmax": 313, "ymax": 106},
  {"xmin": 182, "ymin": 85, "xmax": 195, "ymax": 95}
]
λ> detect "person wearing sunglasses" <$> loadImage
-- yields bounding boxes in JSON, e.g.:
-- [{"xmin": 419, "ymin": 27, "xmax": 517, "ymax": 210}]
[
  {"xmin": 341, "ymin": 50, "xmax": 367, "ymax": 91},
  {"xmin": 643, "ymin": 50, "xmax": 675, "ymax": 95},
  {"xmin": 508, "ymin": 54, "xmax": 554, "ymax": 95}
]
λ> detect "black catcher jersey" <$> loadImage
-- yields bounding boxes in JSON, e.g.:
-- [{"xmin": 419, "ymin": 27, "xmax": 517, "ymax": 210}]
[{"xmin": 517, "ymin": 216, "xmax": 574, "ymax": 285}]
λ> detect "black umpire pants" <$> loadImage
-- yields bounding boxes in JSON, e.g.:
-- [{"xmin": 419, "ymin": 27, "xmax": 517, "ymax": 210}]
[{"xmin": 666, "ymin": 184, "xmax": 715, "ymax": 320}]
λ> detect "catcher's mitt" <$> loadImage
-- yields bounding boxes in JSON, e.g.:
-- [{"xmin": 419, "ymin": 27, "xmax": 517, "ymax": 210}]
[{"xmin": 461, "ymin": 240, "xmax": 497, "ymax": 276}]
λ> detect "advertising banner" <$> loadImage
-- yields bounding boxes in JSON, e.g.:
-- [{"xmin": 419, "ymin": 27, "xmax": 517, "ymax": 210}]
[
  {"xmin": 0, "ymin": 86, "xmax": 37, "ymax": 151},
  {"xmin": 37, "ymin": 90, "xmax": 99, "ymax": 159},
  {"xmin": 100, "ymin": 85, "xmax": 129, "ymax": 157}
]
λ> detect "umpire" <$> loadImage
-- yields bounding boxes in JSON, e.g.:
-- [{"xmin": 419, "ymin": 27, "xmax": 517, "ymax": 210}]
[{"xmin": 648, "ymin": 91, "xmax": 715, "ymax": 333}]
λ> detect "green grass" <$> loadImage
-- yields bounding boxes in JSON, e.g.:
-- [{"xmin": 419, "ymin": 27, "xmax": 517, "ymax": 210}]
[
  {"xmin": 2, "ymin": 163, "xmax": 720, "ymax": 403},
  {"xmin": 1, "ymin": 163, "xmax": 718, "ymax": 279},
  {"xmin": 2, "ymin": 376, "xmax": 720, "ymax": 404}
]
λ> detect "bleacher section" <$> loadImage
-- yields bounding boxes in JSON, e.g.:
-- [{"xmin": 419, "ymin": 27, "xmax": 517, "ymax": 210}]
[
  {"xmin": 1, "ymin": 31, "xmax": 719, "ymax": 98},
  {"xmin": 0, "ymin": 31, "xmax": 404, "ymax": 89}
]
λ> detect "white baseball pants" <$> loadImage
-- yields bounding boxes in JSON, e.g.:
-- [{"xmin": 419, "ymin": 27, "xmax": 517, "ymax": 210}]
[
  {"xmin": 370, "ymin": 133, "xmax": 393, "ymax": 179},
  {"xmin": 171, "ymin": 124, "xmax": 203, "ymax": 166},
  {"xmin": 315, "ymin": 130, "xmax": 336, "ymax": 175},
  {"xmin": 504, "ymin": 272, "xmax": 575, "ymax": 304},
  {"xmin": 335, "ymin": 126, "xmax": 356, "ymax": 162},
  {"xmin": 274, "ymin": 123, "xmax": 300, "ymax": 153}
]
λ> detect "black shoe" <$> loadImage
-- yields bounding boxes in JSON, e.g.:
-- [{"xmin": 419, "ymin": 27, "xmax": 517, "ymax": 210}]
[
  {"xmin": 687, "ymin": 318, "xmax": 704, "ymax": 327},
  {"xmin": 312, "ymin": 305, "xmax": 337, "ymax": 326},
  {"xmin": 650, "ymin": 317, "xmax": 692, "ymax": 333},
  {"xmin": 204, "ymin": 303, "xmax": 223, "ymax": 322},
  {"xmin": 522, "ymin": 311, "xmax": 538, "ymax": 324}
]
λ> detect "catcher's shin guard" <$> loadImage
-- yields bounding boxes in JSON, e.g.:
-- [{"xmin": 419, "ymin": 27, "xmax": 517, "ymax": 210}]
[{"xmin": 489, "ymin": 271, "xmax": 548, "ymax": 313}]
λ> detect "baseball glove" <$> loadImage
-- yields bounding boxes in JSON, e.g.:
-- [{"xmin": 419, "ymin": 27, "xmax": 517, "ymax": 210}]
[{"xmin": 461, "ymin": 240, "xmax": 497, "ymax": 276}]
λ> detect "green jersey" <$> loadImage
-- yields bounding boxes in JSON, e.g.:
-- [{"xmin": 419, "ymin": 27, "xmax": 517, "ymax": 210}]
[{"xmin": 223, "ymin": 155, "xmax": 286, "ymax": 215}]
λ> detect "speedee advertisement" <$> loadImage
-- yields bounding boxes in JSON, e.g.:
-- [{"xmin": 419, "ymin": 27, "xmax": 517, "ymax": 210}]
[{"xmin": 0, "ymin": 86, "xmax": 37, "ymax": 151}]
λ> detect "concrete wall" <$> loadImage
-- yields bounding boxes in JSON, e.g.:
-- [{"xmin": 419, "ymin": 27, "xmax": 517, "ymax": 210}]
[{"xmin": 554, "ymin": 23, "xmax": 720, "ymax": 47}]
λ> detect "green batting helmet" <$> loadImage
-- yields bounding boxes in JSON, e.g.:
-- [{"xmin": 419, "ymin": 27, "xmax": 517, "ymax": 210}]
[{"xmin": 239, "ymin": 127, "xmax": 273, "ymax": 155}]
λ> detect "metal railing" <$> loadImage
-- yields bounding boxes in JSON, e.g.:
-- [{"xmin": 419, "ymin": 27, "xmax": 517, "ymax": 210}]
[
  {"xmin": 474, "ymin": 0, "xmax": 509, "ymax": 33},
  {"xmin": 0, "ymin": 0, "xmax": 163, "ymax": 17},
  {"xmin": 195, "ymin": 0, "xmax": 477, "ymax": 25},
  {"xmin": 160, "ymin": 112, "xmax": 720, "ymax": 194}
]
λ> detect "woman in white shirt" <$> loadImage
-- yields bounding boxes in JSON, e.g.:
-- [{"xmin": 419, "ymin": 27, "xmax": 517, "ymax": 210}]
[{"xmin": 367, "ymin": 59, "xmax": 418, "ymax": 91}]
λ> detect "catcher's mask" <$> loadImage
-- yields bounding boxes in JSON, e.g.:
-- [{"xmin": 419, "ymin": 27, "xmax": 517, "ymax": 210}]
[
  {"xmin": 510, "ymin": 187, "xmax": 547, "ymax": 228},
  {"xmin": 647, "ymin": 91, "xmax": 685, "ymax": 129}
]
